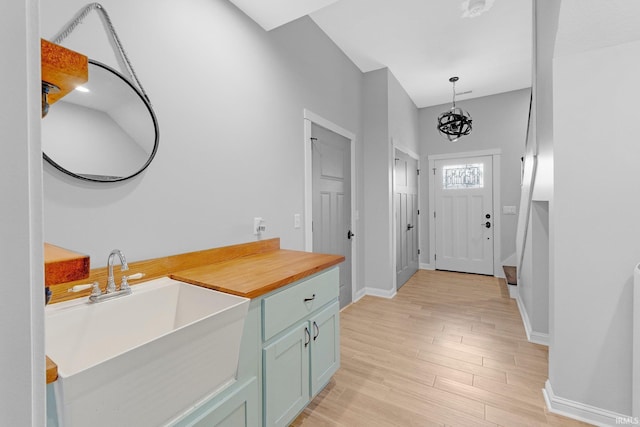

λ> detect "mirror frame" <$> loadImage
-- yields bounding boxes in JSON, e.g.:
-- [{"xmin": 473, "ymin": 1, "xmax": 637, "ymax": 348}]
[{"xmin": 43, "ymin": 59, "xmax": 159, "ymax": 183}]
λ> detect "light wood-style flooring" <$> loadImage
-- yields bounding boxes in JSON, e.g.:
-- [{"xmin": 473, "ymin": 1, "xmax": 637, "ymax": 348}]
[{"xmin": 292, "ymin": 270, "xmax": 592, "ymax": 427}]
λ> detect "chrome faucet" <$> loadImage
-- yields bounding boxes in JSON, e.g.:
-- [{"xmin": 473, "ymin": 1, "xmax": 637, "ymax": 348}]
[
  {"xmin": 89, "ymin": 249, "xmax": 132, "ymax": 303},
  {"xmin": 106, "ymin": 249, "xmax": 129, "ymax": 293}
]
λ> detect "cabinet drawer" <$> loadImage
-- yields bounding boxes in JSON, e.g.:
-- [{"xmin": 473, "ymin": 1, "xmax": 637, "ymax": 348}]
[{"xmin": 263, "ymin": 268, "xmax": 338, "ymax": 341}]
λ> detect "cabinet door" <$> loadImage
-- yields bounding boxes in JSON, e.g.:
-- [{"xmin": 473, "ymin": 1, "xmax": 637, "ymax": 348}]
[
  {"xmin": 310, "ymin": 301, "xmax": 340, "ymax": 397},
  {"xmin": 263, "ymin": 323, "xmax": 310, "ymax": 427}
]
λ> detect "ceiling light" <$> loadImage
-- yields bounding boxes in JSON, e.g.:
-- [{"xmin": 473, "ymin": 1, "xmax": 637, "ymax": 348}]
[
  {"xmin": 461, "ymin": 0, "xmax": 495, "ymax": 18},
  {"xmin": 436, "ymin": 77, "xmax": 472, "ymax": 142},
  {"xmin": 75, "ymin": 85, "xmax": 90, "ymax": 93}
]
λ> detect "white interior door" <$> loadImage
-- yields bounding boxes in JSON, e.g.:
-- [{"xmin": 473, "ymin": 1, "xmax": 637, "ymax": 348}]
[
  {"xmin": 312, "ymin": 123, "xmax": 352, "ymax": 308},
  {"xmin": 434, "ymin": 155, "xmax": 494, "ymax": 275},
  {"xmin": 395, "ymin": 149, "xmax": 419, "ymax": 288}
]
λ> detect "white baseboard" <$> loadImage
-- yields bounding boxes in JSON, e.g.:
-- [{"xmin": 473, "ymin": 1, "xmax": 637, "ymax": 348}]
[
  {"xmin": 362, "ymin": 287, "xmax": 396, "ymax": 299},
  {"xmin": 354, "ymin": 288, "xmax": 366, "ymax": 303},
  {"xmin": 419, "ymin": 263, "xmax": 435, "ymax": 270},
  {"xmin": 543, "ymin": 380, "xmax": 635, "ymax": 427},
  {"xmin": 507, "ymin": 284, "xmax": 518, "ymax": 299},
  {"xmin": 353, "ymin": 287, "xmax": 396, "ymax": 301},
  {"xmin": 514, "ymin": 291, "xmax": 549, "ymax": 346}
]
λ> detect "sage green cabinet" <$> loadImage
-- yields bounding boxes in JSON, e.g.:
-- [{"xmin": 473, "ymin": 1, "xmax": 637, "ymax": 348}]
[
  {"xmin": 263, "ymin": 323, "xmax": 310, "ymax": 427},
  {"xmin": 310, "ymin": 301, "xmax": 340, "ymax": 397},
  {"xmin": 187, "ymin": 377, "xmax": 259, "ymax": 427},
  {"xmin": 263, "ymin": 297, "xmax": 340, "ymax": 427}
]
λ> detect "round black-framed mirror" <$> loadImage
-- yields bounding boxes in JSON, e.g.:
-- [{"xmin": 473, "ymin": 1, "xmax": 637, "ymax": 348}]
[{"xmin": 42, "ymin": 59, "xmax": 159, "ymax": 183}]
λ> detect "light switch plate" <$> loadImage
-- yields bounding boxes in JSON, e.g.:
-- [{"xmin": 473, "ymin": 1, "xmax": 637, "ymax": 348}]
[{"xmin": 502, "ymin": 206, "xmax": 517, "ymax": 215}]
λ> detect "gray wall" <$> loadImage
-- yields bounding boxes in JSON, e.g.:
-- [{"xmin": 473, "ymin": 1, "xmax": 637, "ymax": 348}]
[
  {"xmin": 362, "ymin": 68, "xmax": 419, "ymax": 294},
  {"xmin": 418, "ymin": 88, "xmax": 530, "ymax": 266},
  {"xmin": 551, "ymin": 35, "xmax": 640, "ymax": 417},
  {"xmin": 40, "ymin": 0, "xmax": 364, "ymax": 281}
]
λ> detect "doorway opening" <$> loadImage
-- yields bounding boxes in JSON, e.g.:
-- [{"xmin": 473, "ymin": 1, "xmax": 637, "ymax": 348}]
[
  {"xmin": 393, "ymin": 147, "xmax": 419, "ymax": 289},
  {"xmin": 303, "ymin": 109, "xmax": 356, "ymax": 308}
]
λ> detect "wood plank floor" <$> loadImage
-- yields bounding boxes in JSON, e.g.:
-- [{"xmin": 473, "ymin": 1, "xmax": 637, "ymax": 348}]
[{"xmin": 292, "ymin": 270, "xmax": 592, "ymax": 427}]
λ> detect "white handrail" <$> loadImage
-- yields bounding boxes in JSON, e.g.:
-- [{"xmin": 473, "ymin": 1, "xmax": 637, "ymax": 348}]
[{"xmin": 517, "ymin": 92, "xmax": 535, "ymax": 276}]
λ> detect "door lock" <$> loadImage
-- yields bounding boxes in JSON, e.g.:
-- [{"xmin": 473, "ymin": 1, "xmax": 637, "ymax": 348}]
[{"xmin": 485, "ymin": 213, "xmax": 491, "ymax": 219}]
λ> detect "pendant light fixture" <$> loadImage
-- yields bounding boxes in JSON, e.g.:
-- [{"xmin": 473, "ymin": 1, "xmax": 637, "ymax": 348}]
[{"xmin": 437, "ymin": 76, "xmax": 472, "ymax": 142}]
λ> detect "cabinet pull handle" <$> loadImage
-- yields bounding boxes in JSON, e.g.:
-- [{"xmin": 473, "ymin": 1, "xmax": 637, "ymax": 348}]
[
  {"xmin": 304, "ymin": 327, "xmax": 310, "ymax": 347},
  {"xmin": 313, "ymin": 321, "xmax": 319, "ymax": 341},
  {"xmin": 304, "ymin": 294, "xmax": 316, "ymax": 302}
]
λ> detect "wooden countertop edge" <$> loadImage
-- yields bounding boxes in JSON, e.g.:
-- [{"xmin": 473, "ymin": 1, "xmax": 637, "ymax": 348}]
[
  {"xmin": 47, "ymin": 356, "xmax": 58, "ymax": 384},
  {"xmin": 171, "ymin": 255, "xmax": 345, "ymax": 299}
]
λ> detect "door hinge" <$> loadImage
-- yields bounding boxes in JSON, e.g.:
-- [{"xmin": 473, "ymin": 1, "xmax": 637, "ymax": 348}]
[
  {"xmin": 433, "ymin": 168, "xmax": 436, "ymax": 175},
  {"xmin": 418, "ymin": 249, "xmax": 421, "ymax": 255},
  {"xmin": 417, "ymin": 169, "xmax": 420, "ymax": 175},
  {"xmin": 417, "ymin": 209, "xmax": 420, "ymax": 215},
  {"xmin": 434, "ymin": 254, "xmax": 437, "ymax": 261},
  {"xmin": 433, "ymin": 211, "xmax": 436, "ymax": 218}
]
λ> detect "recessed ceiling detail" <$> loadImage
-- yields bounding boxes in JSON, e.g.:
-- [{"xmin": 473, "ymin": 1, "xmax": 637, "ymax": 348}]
[{"xmin": 227, "ymin": 0, "xmax": 339, "ymax": 31}]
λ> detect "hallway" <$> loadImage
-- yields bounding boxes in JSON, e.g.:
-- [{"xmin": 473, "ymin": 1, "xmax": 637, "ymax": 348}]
[{"xmin": 293, "ymin": 270, "xmax": 591, "ymax": 426}]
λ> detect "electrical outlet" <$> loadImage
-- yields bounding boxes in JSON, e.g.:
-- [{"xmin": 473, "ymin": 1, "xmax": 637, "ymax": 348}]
[
  {"xmin": 253, "ymin": 217, "xmax": 266, "ymax": 235},
  {"xmin": 294, "ymin": 214, "xmax": 301, "ymax": 229}
]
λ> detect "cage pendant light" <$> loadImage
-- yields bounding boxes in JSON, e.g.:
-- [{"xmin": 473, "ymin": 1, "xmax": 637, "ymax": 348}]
[{"xmin": 437, "ymin": 77, "xmax": 472, "ymax": 142}]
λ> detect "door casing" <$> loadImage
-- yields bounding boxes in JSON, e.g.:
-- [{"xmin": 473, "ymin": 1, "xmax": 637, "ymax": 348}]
[
  {"xmin": 427, "ymin": 149, "xmax": 502, "ymax": 276},
  {"xmin": 303, "ymin": 109, "xmax": 357, "ymax": 306}
]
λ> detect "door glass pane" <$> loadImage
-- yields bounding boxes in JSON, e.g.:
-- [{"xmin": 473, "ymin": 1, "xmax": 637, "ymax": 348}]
[{"xmin": 443, "ymin": 164, "xmax": 484, "ymax": 189}]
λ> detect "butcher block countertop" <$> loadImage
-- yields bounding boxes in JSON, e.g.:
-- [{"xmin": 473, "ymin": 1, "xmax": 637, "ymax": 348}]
[
  {"xmin": 46, "ymin": 239, "xmax": 344, "ymax": 383},
  {"xmin": 171, "ymin": 249, "xmax": 345, "ymax": 299}
]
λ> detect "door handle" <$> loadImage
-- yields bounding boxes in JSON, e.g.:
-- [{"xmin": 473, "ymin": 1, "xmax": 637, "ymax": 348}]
[
  {"xmin": 347, "ymin": 230, "xmax": 355, "ymax": 239},
  {"xmin": 313, "ymin": 321, "xmax": 319, "ymax": 341},
  {"xmin": 304, "ymin": 327, "xmax": 310, "ymax": 348},
  {"xmin": 483, "ymin": 221, "xmax": 491, "ymax": 228},
  {"xmin": 407, "ymin": 224, "xmax": 414, "ymax": 231}
]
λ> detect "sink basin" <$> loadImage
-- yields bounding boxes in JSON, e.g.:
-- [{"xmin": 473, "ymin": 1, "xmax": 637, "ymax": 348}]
[{"xmin": 46, "ymin": 277, "xmax": 249, "ymax": 427}]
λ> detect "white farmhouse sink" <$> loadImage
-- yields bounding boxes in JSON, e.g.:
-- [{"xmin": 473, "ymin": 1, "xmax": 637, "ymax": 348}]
[{"xmin": 46, "ymin": 277, "xmax": 249, "ymax": 427}]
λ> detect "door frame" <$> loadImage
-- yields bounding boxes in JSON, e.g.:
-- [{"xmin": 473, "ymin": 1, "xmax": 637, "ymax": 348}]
[
  {"xmin": 303, "ymin": 109, "xmax": 357, "ymax": 304},
  {"xmin": 391, "ymin": 140, "xmax": 420, "ymax": 292},
  {"xmin": 427, "ymin": 149, "xmax": 502, "ymax": 276}
]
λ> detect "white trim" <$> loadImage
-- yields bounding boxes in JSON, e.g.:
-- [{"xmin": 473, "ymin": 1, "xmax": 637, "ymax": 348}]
[
  {"xmin": 515, "ymin": 290, "xmax": 549, "ymax": 346},
  {"xmin": 543, "ymin": 380, "xmax": 634, "ymax": 427},
  {"xmin": 354, "ymin": 288, "xmax": 366, "ymax": 303},
  {"xmin": 634, "ymin": 263, "xmax": 640, "ymax": 417},
  {"xmin": 303, "ymin": 109, "xmax": 358, "ymax": 305},
  {"xmin": 427, "ymin": 150, "xmax": 502, "ymax": 276},
  {"xmin": 420, "ymin": 263, "xmax": 435, "ymax": 270},
  {"xmin": 427, "ymin": 148, "xmax": 502, "ymax": 161},
  {"xmin": 507, "ymin": 284, "xmax": 518, "ymax": 299},
  {"xmin": 391, "ymin": 141, "xmax": 421, "ymax": 292},
  {"xmin": 362, "ymin": 287, "xmax": 397, "ymax": 299}
]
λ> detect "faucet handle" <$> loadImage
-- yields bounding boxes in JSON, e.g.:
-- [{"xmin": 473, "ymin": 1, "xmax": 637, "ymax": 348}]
[
  {"xmin": 120, "ymin": 275, "xmax": 130, "ymax": 291},
  {"xmin": 90, "ymin": 282, "xmax": 102, "ymax": 297}
]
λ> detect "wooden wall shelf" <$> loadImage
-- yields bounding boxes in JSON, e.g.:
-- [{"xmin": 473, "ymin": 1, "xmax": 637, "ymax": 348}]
[
  {"xmin": 44, "ymin": 243, "xmax": 90, "ymax": 286},
  {"xmin": 41, "ymin": 39, "xmax": 88, "ymax": 105}
]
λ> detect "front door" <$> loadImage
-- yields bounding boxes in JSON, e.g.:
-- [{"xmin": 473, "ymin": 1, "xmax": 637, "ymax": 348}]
[
  {"xmin": 395, "ymin": 149, "xmax": 419, "ymax": 288},
  {"xmin": 434, "ymin": 155, "xmax": 494, "ymax": 275},
  {"xmin": 311, "ymin": 123, "xmax": 352, "ymax": 308}
]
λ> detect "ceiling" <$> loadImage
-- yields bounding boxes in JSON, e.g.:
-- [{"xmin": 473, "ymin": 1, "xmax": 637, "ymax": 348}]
[{"xmin": 228, "ymin": 0, "xmax": 532, "ymax": 108}]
